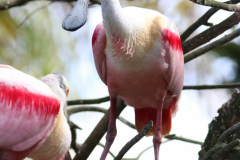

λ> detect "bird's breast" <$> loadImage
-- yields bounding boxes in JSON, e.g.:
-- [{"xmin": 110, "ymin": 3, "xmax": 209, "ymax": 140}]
[
  {"xmin": 105, "ymin": 42, "xmax": 172, "ymax": 109},
  {"xmin": 106, "ymin": 38, "xmax": 167, "ymax": 71},
  {"xmin": 103, "ymin": 7, "xmax": 182, "ymax": 109},
  {"xmin": 28, "ymin": 111, "xmax": 71, "ymax": 160}
]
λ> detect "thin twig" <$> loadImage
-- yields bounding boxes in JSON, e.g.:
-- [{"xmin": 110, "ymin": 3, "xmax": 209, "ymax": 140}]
[
  {"xmin": 118, "ymin": 116, "xmax": 136, "ymax": 130},
  {"xmin": 67, "ymin": 106, "xmax": 108, "ymax": 115},
  {"xmin": 181, "ymin": 0, "xmax": 240, "ymax": 42},
  {"xmin": 67, "ymin": 106, "xmax": 136, "ymax": 129},
  {"xmin": 69, "ymin": 120, "xmax": 82, "ymax": 130},
  {"xmin": 162, "ymin": 139, "xmax": 174, "ymax": 144},
  {"xmin": 165, "ymin": 134, "xmax": 203, "ymax": 145},
  {"xmin": 181, "ymin": 8, "xmax": 218, "ymax": 42},
  {"xmin": 190, "ymin": 0, "xmax": 240, "ymax": 12},
  {"xmin": 0, "ymin": 0, "xmax": 100, "ymax": 10},
  {"xmin": 67, "ymin": 83, "xmax": 240, "ymax": 108},
  {"xmin": 69, "ymin": 121, "xmax": 82, "ymax": 153},
  {"xmin": 73, "ymin": 98, "xmax": 126, "ymax": 160},
  {"xmin": 184, "ymin": 28, "xmax": 240, "ymax": 63},
  {"xmin": 135, "ymin": 145, "xmax": 153, "ymax": 159},
  {"xmin": 17, "ymin": 2, "xmax": 53, "ymax": 28},
  {"xmin": 68, "ymin": 96, "xmax": 110, "ymax": 106},
  {"xmin": 183, "ymin": 83, "xmax": 240, "ymax": 90},
  {"xmin": 182, "ymin": 12, "xmax": 240, "ymax": 54},
  {"xmin": 114, "ymin": 121, "xmax": 153, "ymax": 160},
  {"xmin": 69, "ymin": 104, "xmax": 203, "ymax": 146}
]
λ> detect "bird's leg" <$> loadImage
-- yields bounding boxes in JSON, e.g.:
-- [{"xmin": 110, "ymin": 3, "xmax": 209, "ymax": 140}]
[
  {"xmin": 100, "ymin": 96, "xmax": 117, "ymax": 160},
  {"xmin": 153, "ymin": 92, "xmax": 166, "ymax": 160}
]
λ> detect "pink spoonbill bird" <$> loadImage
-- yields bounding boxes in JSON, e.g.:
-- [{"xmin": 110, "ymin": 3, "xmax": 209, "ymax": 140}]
[
  {"xmin": 0, "ymin": 65, "xmax": 71, "ymax": 160},
  {"xmin": 63, "ymin": 0, "xmax": 184, "ymax": 159}
]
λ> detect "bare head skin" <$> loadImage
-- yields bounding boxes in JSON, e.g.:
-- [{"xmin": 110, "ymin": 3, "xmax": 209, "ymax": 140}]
[{"xmin": 41, "ymin": 73, "xmax": 70, "ymax": 118}]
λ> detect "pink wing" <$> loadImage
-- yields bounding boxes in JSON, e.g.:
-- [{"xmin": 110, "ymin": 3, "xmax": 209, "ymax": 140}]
[
  {"xmin": 92, "ymin": 23, "xmax": 107, "ymax": 85},
  {"xmin": 0, "ymin": 66, "xmax": 60, "ymax": 157},
  {"xmin": 161, "ymin": 25, "xmax": 184, "ymax": 116}
]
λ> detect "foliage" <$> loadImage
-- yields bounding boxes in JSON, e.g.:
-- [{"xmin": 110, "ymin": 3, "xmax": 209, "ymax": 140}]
[
  {"xmin": 214, "ymin": 42, "xmax": 240, "ymax": 83},
  {"xmin": 0, "ymin": 8, "xmax": 64, "ymax": 78}
]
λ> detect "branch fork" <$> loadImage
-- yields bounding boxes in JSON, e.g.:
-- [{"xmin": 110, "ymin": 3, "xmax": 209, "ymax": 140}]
[{"xmin": 190, "ymin": 0, "xmax": 240, "ymax": 12}]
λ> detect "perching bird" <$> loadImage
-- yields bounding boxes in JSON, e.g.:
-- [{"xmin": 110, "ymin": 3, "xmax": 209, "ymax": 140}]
[
  {"xmin": 92, "ymin": 3, "xmax": 184, "ymax": 160},
  {"xmin": 0, "ymin": 65, "xmax": 71, "ymax": 160},
  {"xmin": 62, "ymin": 0, "xmax": 184, "ymax": 159}
]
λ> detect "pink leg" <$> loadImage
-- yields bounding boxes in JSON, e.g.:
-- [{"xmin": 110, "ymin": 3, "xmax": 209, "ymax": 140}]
[
  {"xmin": 153, "ymin": 94, "xmax": 166, "ymax": 160},
  {"xmin": 100, "ymin": 96, "xmax": 117, "ymax": 160}
]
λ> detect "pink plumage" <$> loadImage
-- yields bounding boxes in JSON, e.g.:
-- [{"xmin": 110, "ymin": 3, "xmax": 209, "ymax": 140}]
[
  {"xmin": 92, "ymin": 4, "xmax": 184, "ymax": 160},
  {"xmin": 0, "ymin": 65, "xmax": 71, "ymax": 160}
]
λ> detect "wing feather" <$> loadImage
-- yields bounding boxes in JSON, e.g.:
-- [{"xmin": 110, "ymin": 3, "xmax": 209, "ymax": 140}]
[
  {"xmin": 161, "ymin": 25, "xmax": 184, "ymax": 115},
  {"xmin": 92, "ymin": 23, "xmax": 107, "ymax": 85},
  {"xmin": 0, "ymin": 66, "xmax": 60, "ymax": 152}
]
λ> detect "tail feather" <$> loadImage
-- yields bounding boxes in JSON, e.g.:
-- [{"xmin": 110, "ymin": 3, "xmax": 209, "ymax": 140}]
[
  {"xmin": 171, "ymin": 97, "xmax": 179, "ymax": 117},
  {"xmin": 135, "ymin": 107, "xmax": 172, "ymax": 136},
  {"xmin": 134, "ymin": 97, "xmax": 178, "ymax": 136}
]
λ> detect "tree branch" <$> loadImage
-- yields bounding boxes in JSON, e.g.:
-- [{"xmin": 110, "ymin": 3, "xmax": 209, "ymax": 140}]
[
  {"xmin": 199, "ymin": 89, "xmax": 240, "ymax": 159},
  {"xmin": 67, "ymin": 106, "xmax": 203, "ymax": 146},
  {"xmin": 114, "ymin": 121, "xmax": 153, "ymax": 160},
  {"xmin": 134, "ymin": 145, "xmax": 153, "ymax": 159},
  {"xmin": 73, "ymin": 98, "xmax": 126, "ymax": 160},
  {"xmin": 184, "ymin": 27, "xmax": 240, "ymax": 63},
  {"xmin": 67, "ymin": 106, "xmax": 136, "ymax": 129},
  {"xmin": 66, "ymin": 83, "xmax": 240, "ymax": 110},
  {"xmin": 183, "ymin": 83, "xmax": 240, "ymax": 90},
  {"xmin": 165, "ymin": 134, "xmax": 203, "ymax": 145},
  {"xmin": 67, "ymin": 106, "xmax": 108, "ymax": 115},
  {"xmin": 181, "ymin": 0, "xmax": 240, "ymax": 42},
  {"xmin": 181, "ymin": 7, "xmax": 218, "ymax": 42},
  {"xmin": 0, "ymin": 0, "xmax": 29, "ymax": 10},
  {"xmin": 0, "ymin": 0, "xmax": 100, "ymax": 10},
  {"xmin": 201, "ymin": 131, "xmax": 240, "ymax": 160},
  {"xmin": 217, "ymin": 122, "xmax": 240, "ymax": 143},
  {"xmin": 182, "ymin": 12, "xmax": 240, "ymax": 54},
  {"xmin": 17, "ymin": 2, "xmax": 53, "ymax": 28},
  {"xmin": 212, "ymin": 139, "xmax": 240, "ymax": 159},
  {"xmin": 69, "ymin": 121, "xmax": 82, "ymax": 153},
  {"xmin": 190, "ymin": 0, "xmax": 240, "ymax": 12},
  {"xmin": 68, "ymin": 96, "xmax": 110, "ymax": 106}
]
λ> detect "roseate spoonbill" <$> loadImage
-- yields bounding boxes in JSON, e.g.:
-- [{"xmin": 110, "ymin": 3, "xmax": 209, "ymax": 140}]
[
  {"xmin": 62, "ymin": 0, "xmax": 184, "ymax": 159},
  {"xmin": 0, "ymin": 65, "xmax": 71, "ymax": 160}
]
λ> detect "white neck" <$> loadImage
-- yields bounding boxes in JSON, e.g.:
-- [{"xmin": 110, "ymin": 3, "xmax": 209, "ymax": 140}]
[{"xmin": 101, "ymin": 0, "xmax": 126, "ymax": 36}]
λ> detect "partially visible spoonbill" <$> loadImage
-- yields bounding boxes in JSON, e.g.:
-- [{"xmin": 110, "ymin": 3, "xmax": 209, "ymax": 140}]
[
  {"xmin": 62, "ymin": 0, "xmax": 184, "ymax": 159},
  {"xmin": 0, "ymin": 65, "xmax": 71, "ymax": 160}
]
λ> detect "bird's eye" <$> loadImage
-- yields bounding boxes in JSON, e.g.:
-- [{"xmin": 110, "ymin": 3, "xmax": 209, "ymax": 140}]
[{"xmin": 66, "ymin": 88, "xmax": 69, "ymax": 96}]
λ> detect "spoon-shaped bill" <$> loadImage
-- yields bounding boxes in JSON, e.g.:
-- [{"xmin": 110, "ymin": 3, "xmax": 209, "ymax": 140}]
[{"xmin": 62, "ymin": 0, "xmax": 88, "ymax": 31}]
